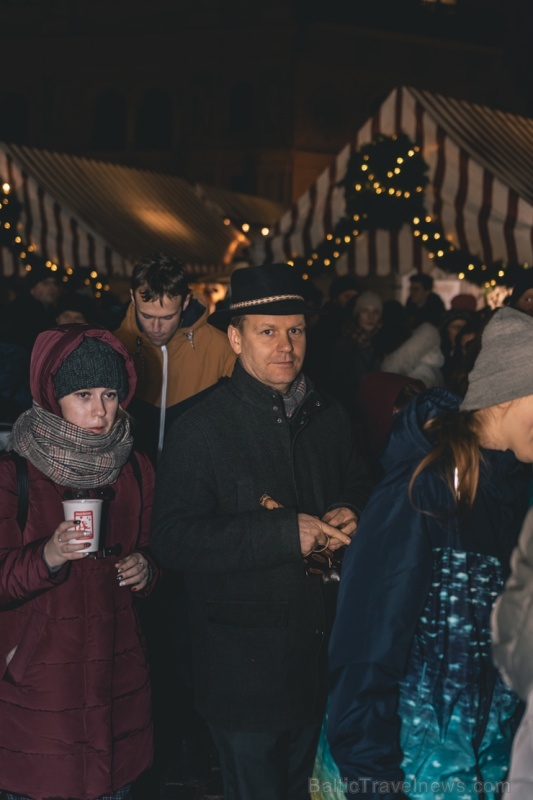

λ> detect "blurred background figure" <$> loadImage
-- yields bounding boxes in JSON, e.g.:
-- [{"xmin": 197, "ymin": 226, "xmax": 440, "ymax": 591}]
[
  {"xmin": 381, "ymin": 317, "xmax": 444, "ymax": 388},
  {"xmin": 305, "ymin": 274, "xmax": 360, "ymax": 390},
  {"xmin": 509, "ymin": 270, "xmax": 533, "ymax": 317},
  {"xmin": 328, "ymin": 290, "xmax": 383, "ymax": 410},
  {"xmin": 450, "ymin": 293, "xmax": 477, "ymax": 313},
  {"xmin": 0, "ymin": 263, "xmax": 64, "ymax": 353},
  {"xmin": 405, "ymin": 272, "xmax": 445, "ymax": 329},
  {"xmin": 55, "ymin": 291, "xmax": 97, "ymax": 326},
  {"xmin": 440, "ymin": 308, "xmax": 475, "ymax": 387},
  {"xmin": 0, "ymin": 342, "xmax": 32, "ymax": 451},
  {"xmin": 353, "ymin": 371, "xmax": 425, "ymax": 479},
  {"xmin": 444, "ymin": 313, "xmax": 487, "ymax": 397}
]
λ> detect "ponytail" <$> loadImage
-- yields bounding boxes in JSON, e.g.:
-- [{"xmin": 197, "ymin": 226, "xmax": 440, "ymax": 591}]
[{"xmin": 409, "ymin": 411, "xmax": 482, "ymax": 510}]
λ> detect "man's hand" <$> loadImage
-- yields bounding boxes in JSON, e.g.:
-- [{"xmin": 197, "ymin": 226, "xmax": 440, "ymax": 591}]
[
  {"xmin": 322, "ymin": 506, "xmax": 358, "ymax": 551},
  {"xmin": 297, "ymin": 513, "xmax": 352, "ymax": 557}
]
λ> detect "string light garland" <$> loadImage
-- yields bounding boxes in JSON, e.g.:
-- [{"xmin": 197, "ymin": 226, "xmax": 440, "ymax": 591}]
[
  {"xmin": 0, "ymin": 179, "xmax": 109, "ymax": 296},
  {"xmin": 284, "ymin": 133, "xmax": 530, "ymax": 289}
]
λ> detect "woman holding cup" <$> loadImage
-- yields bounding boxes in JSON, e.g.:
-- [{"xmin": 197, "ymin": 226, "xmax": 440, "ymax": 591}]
[{"xmin": 0, "ymin": 324, "xmax": 159, "ymax": 800}]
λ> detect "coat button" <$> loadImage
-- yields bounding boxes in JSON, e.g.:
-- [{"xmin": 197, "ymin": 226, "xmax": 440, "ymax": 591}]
[
  {"xmin": 315, "ymin": 400, "xmax": 321, "ymax": 407},
  {"xmin": 277, "ymin": 418, "xmax": 283, "ymax": 424},
  {"xmin": 273, "ymin": 405, "xmax": 279, "ymax": 411}
]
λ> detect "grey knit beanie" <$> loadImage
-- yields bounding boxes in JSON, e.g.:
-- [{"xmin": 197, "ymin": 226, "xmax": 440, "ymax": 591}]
[
  {"xmin": 461, "ymin": 307, "xmax": 533, "ymax": 411},
  {"xmin": 53, "ymin": 337, "xmax": 129, "ymax": 402}
]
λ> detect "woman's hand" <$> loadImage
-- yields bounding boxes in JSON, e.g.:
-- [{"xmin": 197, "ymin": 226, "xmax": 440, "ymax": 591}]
[
  {"xmin": 43, "ymin": 519, "xmax": 92, "ymax": 570},
  {"xmin": 116, "ymin": 552, "xmax": 150, "ymax": 592}
]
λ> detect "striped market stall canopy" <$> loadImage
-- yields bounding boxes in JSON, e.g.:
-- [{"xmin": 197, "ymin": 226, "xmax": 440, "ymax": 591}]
[
  {"xmin": 257, "ymin": 86, "xmax": 533, "ymax": 277},
  {"xmin": 0, "ymin": 143, "xmax": 253, "ymax": 279}
]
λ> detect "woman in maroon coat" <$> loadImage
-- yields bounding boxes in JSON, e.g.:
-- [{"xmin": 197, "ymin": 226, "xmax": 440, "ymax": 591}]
[{"xmin": 0, "ymin": 325, "xmax": 159, "ymax": 800}]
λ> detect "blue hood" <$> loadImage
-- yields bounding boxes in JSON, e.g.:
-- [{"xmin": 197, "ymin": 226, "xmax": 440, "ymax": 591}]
[
  {"xmin": 381, "ymin": 386, "xmax": 460, "ymax": 473},
  {"xmin": 382, "ymin": 386, "xmax": 527, "ymax": 508}
]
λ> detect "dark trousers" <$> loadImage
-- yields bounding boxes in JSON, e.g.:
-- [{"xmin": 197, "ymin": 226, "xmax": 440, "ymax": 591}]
[{"xmin": 209, "ymin": 722, "xmax": 320, "ymax": 800}]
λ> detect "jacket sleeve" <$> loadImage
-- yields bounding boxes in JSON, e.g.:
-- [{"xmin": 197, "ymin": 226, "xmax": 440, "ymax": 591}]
[
  {"xmin": 327, "ymin": 470, "xmax": 433, "ymax": 795},
  {"xmin": 492, "ymin": 506, "xmax": 533, "ymax": 701},
  {"xmin": 0, "ymin": 463, "xmax": 70, "ymax": 608},
  {"xmin": 151, "ymin": 416, "xmax": 302, "ymax": 574}
]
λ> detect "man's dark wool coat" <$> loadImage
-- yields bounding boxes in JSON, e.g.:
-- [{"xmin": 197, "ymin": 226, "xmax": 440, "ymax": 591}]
[{"xmin": 151, "ymin": 361, "xmax": 373, "ymax": 731}]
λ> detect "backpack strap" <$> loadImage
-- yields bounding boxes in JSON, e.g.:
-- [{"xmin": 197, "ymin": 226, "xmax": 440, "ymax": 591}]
[{"xmin": 11, "ymin": 451, "xmax": 29, "ymax": 533}]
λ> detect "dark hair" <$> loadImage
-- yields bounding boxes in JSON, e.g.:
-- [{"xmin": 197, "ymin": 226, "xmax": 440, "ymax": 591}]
[
  {"xmin": 229, "ymin": 315, "xmax": 246, "ymax": 330},
  {"xmin": 409, "ymin": 273, "xmax": 433, "ymax": 291},
  {"xmin": 131, "ymin": 253, "xmax": 189, "ymax": 302}
]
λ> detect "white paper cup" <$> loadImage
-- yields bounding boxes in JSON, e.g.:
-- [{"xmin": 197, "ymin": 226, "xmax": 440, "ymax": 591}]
[{"xmin": 62, "ymin": 498, "xmax": 103, "ymax": 553}]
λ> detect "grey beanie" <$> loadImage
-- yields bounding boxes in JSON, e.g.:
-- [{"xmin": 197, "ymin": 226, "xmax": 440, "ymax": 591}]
[
  {"xmin": 53, "ymin": 337, "xmax": 129, "ymax": 402},
  {"xmin": 461, "ymin": 307, "xmax": 533, "ymax": 411}
]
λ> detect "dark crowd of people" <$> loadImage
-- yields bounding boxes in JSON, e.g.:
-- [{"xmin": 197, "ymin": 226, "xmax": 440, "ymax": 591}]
[{"xmin": 2, "ymin": 256, "xmax": 533, "ymax": 800}]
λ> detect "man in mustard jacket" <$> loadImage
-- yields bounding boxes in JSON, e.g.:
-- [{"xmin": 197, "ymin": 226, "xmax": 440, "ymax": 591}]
[
  {"xmin": 115, "ymin": 252, "xmax": 235, "ymax": 797},
  {"xmin": 115, "ymin": 252, "xmax": 235, "ymax": 463}
]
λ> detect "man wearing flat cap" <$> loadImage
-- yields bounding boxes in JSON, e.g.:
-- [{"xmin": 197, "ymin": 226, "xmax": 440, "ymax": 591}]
[{"xmin": 151, "ymin": 263, "xmax": 373, "ymax": 800}]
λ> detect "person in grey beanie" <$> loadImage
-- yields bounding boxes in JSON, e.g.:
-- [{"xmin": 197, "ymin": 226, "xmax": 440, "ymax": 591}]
[{"xmin": 321, "ymin": 306, "xmax": 533, "ymax": 799}]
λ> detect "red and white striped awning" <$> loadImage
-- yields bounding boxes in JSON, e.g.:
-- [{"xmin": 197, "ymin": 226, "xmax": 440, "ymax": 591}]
[
  {"xmin": 258, "ymin": 86, "xmax": 533, "ymax": 276},
  {"xmin": 0, "ymin": 143, "xmax": 243, "ymax": 278}
]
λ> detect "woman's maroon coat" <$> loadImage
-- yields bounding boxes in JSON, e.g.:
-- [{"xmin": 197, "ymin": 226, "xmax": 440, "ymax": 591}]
[{"xmin": 0, "ymin": 326, "xmax": 158, "ymax": 799}]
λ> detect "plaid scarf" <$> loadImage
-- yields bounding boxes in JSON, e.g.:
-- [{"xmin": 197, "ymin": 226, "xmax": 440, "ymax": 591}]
[
  {"xmin": 11, "ymin": 402, "xmax": 133, "ymax": 488},
  {"xmin": 282, "ymin": 373, "xmax": 307, "ymax": 419}
]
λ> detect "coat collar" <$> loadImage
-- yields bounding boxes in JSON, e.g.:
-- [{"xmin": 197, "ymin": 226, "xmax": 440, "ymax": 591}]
[{"xmin": 229, "ymin": 359, "xmax": 327, "ymax": 418}]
